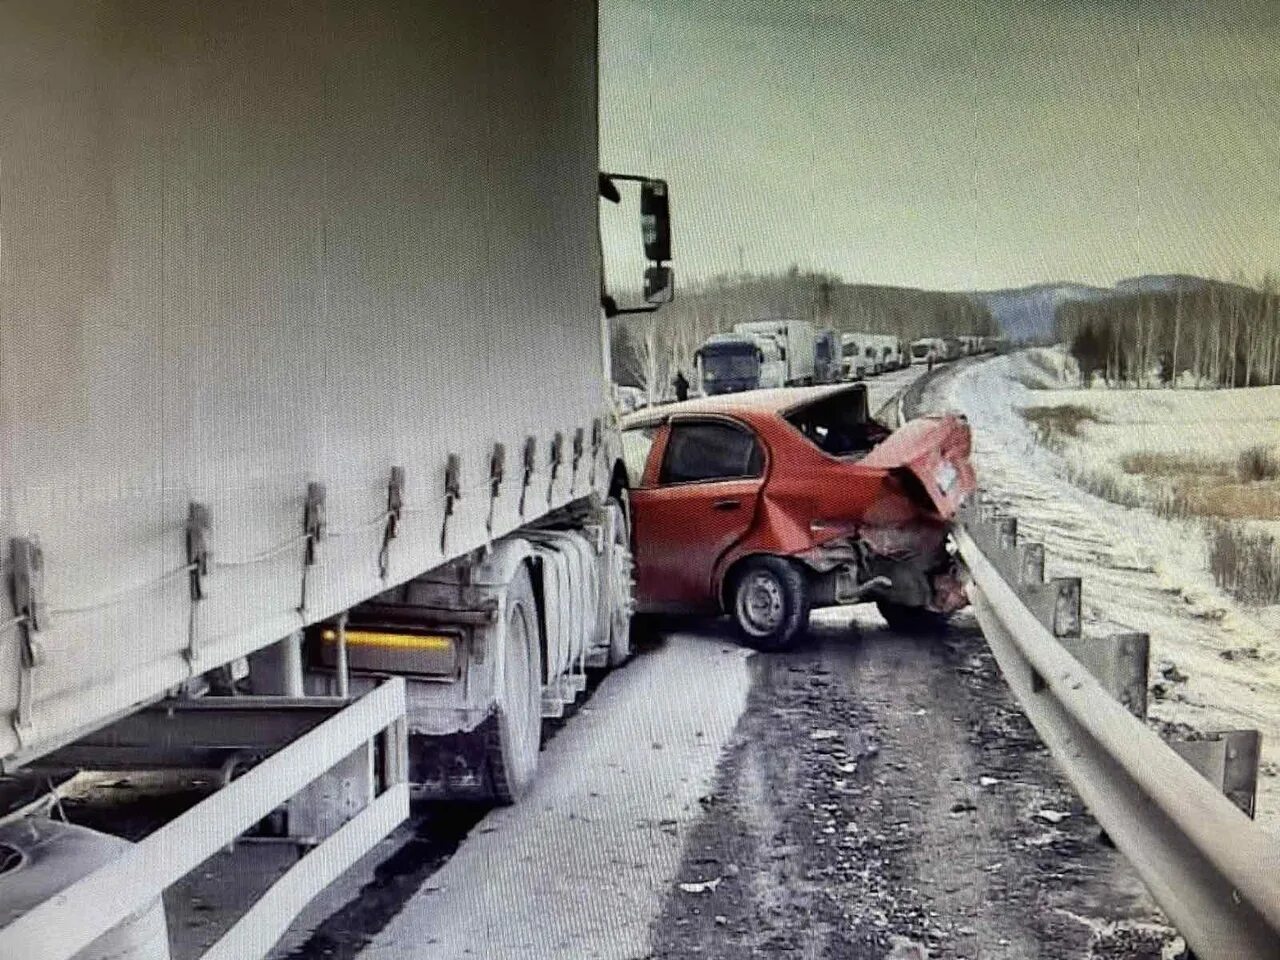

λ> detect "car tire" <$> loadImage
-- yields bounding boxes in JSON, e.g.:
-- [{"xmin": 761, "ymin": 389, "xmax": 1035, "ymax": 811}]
[
  {"xmin": 485, "ymin": 564, "xmax": 543, "ymax": 804},
  {"xmin": 876, "ymin": 600, "xmax": 950, "ymax": 636},
  {"xmin": 731, "ymin": 556, "xmax": 810, "ymax": 651}
]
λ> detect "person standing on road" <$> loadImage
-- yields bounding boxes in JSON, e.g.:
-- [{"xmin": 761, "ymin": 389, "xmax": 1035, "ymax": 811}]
[{"xmin": 673, "ymin": 369, "xmax": 690, "ymax": 402}]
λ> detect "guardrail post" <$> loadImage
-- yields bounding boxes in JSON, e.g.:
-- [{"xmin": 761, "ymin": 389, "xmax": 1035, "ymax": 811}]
[
  {"xmin": 1020, "ymin": 576, "xmax": 1081, "ymax": 638},
  {"xmin": 1018, "ymin": 543, "xmax": 1045, "ymax": 584},
  {"xmin": 1059, "ymin": 632, "xmax": 1149, "ymax": 719},
  {"xmin": 1169, "ymin": 730, "xmax": 1262, "ymax": 819}
]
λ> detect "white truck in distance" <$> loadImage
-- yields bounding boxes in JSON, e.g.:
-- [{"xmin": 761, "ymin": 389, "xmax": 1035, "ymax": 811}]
[
  {"xmin": 910, "ymin": 337, "xmax": 947, "ymax": 365},
  {"xmin": 0, "ymin": 3, "xmax": 671, "ymax": 958},
  {"xmin": 841, "ymin": 332, "xmax": 903, "ymax": 377},
  {"xmin": 841, "ymin": 333, "xmax": 869, "ymax": 379},
  {"xmin": 732, "ymin": 319, "xmax": 817, "ymax": 386}
]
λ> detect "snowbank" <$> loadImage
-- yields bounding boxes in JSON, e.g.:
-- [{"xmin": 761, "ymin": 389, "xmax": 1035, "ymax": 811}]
[{"xmin": 939, "ymin": 352, "xmax": 1280, "ymax": 836}]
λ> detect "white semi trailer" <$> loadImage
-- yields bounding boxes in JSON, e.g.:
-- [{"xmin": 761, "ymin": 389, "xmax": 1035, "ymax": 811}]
[
  {"xmin": 0, "ymin": 3, "xmax": 670, "ymax": 958},
  {"xmin": 731, "ymin": 319, "xmax": 817, "ymax": 386}
]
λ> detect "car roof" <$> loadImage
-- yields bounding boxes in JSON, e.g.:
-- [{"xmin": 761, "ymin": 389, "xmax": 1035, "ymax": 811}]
[{"xmin": 621, "ymin": 382, "xmax": 865, "ymax": 430}]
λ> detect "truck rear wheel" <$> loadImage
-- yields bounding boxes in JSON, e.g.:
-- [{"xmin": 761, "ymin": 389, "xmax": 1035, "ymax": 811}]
[
  {"xmin": 731, "ymin": 556, "xmax": 809, "ymax": 652},
  {"xmin": 600, "ymin": 498, "xmax": 634, "ymax": 667},
  {"xmin": 485, "ymin": 564, "xmax": 543, "ymax": 804}
]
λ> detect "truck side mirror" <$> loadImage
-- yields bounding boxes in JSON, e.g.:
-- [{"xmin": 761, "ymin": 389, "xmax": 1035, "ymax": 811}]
[
  {"xmin": 641, "ymin": 179, "xmax": 671, "ymax": 264},
  {"xmin": 644, "ymin": 265, "xmax": 673, "ymax": 304}
]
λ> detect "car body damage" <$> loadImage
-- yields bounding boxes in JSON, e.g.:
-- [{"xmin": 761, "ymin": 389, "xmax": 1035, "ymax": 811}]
[{"xmin": 622, "ymin": 383, "xmax": 976, "ymax": 645}]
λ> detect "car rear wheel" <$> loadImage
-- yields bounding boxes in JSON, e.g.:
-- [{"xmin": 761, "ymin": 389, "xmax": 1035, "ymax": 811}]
[
  {"xmin": 731, "ymin": 556, "xmax": 809, "ymax": 651},
  {"xmin": 876, "ymin": 600, "xmax": 950, "ymax": 636}
]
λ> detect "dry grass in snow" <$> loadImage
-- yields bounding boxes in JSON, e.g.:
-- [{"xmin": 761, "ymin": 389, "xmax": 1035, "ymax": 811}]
[{"xmin": 1014, "ymin": 352, "xmax": 1280, "ymax": 603}]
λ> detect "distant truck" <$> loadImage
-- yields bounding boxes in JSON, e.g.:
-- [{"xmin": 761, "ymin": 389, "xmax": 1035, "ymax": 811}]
[
  {"xmin": 841, "ymin": 333, "xmax": 869, "ymax": 380},
  {"xmin": 864, "ymin": 333, "xmax": 904, "ymax": 372},
  {"xmin": 885, "ymin": 338, "xmax": 908, "ymax": 370},
  {"xmin": 910, "ymin": 337, "xmax": 946, "ymax": 365},
  {"xmin": 733, "ymin": 319, "xmax": 817, "ymax": 386},
  {"xmin": 814, "ymin": 328, "xmax": 842, "ymax": 384},
  {"xmin": 842, "ymin": 332, "xmax": 901, "ymax": 375},
  {"xmin": 696, "ymin": 331, "xmax": 785, "ymax": 394}
]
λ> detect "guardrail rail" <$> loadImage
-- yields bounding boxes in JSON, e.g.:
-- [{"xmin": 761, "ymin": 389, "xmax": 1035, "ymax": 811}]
[{"xmin": 957, "ymin": 498, "xmax": 1280, "ymax": 959}]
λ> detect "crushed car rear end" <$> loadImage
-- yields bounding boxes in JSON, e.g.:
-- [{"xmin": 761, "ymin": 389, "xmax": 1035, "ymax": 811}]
[{"xmin": 717, "ymin": 386, "xmax": 977, "ymax": 631}]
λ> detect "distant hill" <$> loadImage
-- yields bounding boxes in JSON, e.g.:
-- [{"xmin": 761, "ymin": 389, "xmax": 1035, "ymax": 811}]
[
  {"xmin": 1114, "ymin": 274, "xmax": 1256, "ymax": 297},
  {"xmin": 1114, "ymin": 274, "xmax": 1209, "ymax": 294},
  {"xmin": 970, "ymin": 283, "xmax": 1113, "ymax": 343},
  {"xmin": 972, "ymin": 275, "xmax": 1253, "ymax": 342}
]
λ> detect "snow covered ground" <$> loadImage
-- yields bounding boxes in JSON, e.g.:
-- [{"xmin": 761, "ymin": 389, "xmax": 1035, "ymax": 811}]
[
  {"xmin": 1011, "ymin": 349, "xmax": 1280, "ymax": 542},
  {"xmin": 940, "ymin": 353, "xmax": 1280, "ymax": 835}
]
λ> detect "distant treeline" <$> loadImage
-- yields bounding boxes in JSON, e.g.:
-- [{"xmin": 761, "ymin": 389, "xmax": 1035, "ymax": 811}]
[
  {"xmin": 612, "ymin": 266, "xmax": 996, "ymax": 393},
  {"xmin": 1056, "ymin": 277, "xmax": 1280, "ymax": 388}
]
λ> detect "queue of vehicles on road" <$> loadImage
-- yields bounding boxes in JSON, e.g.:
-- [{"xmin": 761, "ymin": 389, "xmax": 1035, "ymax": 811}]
[{"xmin": 676, "ymin": 321, "xmax": 1003, "ymax": 401}]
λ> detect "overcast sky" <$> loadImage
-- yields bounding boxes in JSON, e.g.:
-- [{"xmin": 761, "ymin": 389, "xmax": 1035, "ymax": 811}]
[{"xmin": 600, "ymin": 0, "xmax": 1280, "ymax": 291}]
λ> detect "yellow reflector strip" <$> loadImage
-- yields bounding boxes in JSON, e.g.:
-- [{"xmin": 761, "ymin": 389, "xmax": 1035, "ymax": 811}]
[{"xmin": 320, "ymin": 629, "xmax": 455, "ymax": 652}]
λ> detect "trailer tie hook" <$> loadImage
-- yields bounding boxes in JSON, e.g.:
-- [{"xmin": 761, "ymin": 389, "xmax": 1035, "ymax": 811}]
[
  {"xmin": 569, "ymin": 427, "xmax": 584, "ymax": 495},
  {"xmin": 487, "ymin": 444, "xmax": 506, "ymax": 536},
  {"xmin": 548, "ymin": 432, "xmax": 565, "ymax": 506},
  {"xmin": 589, "ymin": 418, "xmax": 602, "ymax": 489},
  {"xmin": 186, "ymin": 503, "xmax": 212, "ymax": 602},
  {"xmin": 297, "ymin": 482, "xmax": 327, "ymax": 614},
  {"xmin": 10, "ymin": 537, "xmax": 45, "ymax": 740},
  {"xmin": 519, "ymin": 437, "xmax": 536, "ymax": 518},
  {"xmin": 380, "ymin": 466, "xmax": 405, "ymax": 580},
  {"xmin": 440, "ymin": 454, "xmax": 462, "ymax": 553}
]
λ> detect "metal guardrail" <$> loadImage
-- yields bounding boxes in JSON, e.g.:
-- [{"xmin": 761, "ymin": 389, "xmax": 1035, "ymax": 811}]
[{"xmin": 956, "ymin": 502, "xmax": 1280, "ymax": 958}]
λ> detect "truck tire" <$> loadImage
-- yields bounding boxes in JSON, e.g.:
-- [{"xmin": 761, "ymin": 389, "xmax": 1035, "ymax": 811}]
[
  {"xmin": 598, "ymin": 498, "xmax": 634, "ymax": 667},
  {"xmin": 485, "ymin": 564, "xmax": 543, "ymax": 804},
  {"xmin": 876, "ymin": 600, "xmax": 950, "ymax": 636},
  {"xmin": 730, "ymin": 556, "xmax": 809, "ymax": 652}
]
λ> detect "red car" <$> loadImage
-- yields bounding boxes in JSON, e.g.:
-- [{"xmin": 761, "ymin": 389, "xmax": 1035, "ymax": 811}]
[{"xmin": 619, "ymin": 383, "xmax": 976, "ymax": 649}]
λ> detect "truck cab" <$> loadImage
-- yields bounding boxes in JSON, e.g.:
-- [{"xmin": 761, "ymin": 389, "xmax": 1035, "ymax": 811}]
[
  {"xmin": 697, "ymin": 332, "xmax": 782, "ymax": 394},
  {"xmin": 841, "ymin": 334, "xmax": 868, "ymax": 380}
]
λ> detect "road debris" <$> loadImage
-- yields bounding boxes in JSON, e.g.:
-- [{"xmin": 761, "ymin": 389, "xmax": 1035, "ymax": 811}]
[
  {"xmin": 1035, "ymin": 809, "xmax": 1070, "ymax": 825},
  {"xmin": 678, "ymin": 878, "xmax": 723, "ymax": 894}
]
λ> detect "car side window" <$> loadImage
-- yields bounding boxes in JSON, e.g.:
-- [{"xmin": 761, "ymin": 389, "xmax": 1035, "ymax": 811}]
[{"xmin": 659, "ymin": 420, "xmax": 763, "ymax": 485}]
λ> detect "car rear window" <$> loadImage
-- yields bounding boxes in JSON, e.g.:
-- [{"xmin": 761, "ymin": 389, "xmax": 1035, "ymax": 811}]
[
  {"xmin": 784, "ymin": 389, "xmax": 887, "ymax": 458},
  {"xmin": 660, "ymin": 420, "xmax": 763, "ymax": 484}
]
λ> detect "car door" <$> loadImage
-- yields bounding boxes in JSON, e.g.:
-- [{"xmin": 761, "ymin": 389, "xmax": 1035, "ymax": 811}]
[{"xmin": 630, "ymin": 416, "xmax": 766, "ymax": 613}]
